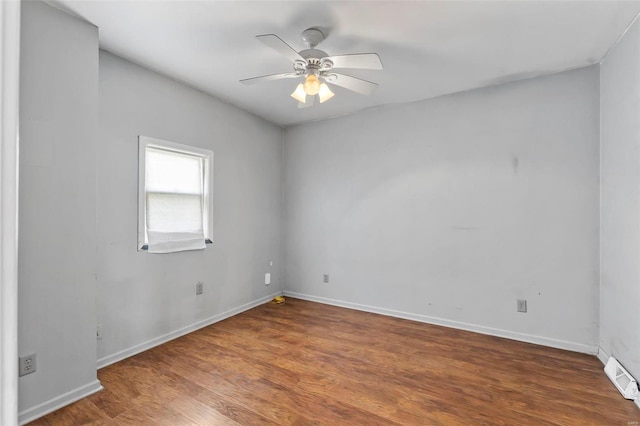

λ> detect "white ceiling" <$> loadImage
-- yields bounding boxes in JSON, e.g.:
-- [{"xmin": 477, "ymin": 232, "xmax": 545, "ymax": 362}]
[{"xmin": 49, "ymin": 0, "xmax": 640, "ymax": 127}]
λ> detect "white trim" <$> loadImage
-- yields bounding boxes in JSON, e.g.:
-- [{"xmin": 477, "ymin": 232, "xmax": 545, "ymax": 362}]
[
  {"xmin": 97, "ymin": 292, "xmax": 281, "ymax": 369},
  {"xmin": 597, "ymin": 346, "xmax": 610, "ymax": 366},
  {"xmin": 0, "ymin": 1, "xmax": 21, "ymax": 425},
  {"xmin": 284, "ymin": 291, "xmax": 599, "ymax": 355},
  {"xmin": 18, "ymin": 380, "xmax": 102, "ymax": 425}
]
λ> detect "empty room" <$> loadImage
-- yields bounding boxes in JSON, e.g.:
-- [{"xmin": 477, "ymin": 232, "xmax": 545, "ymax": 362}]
[{"xmin": 2, "ymin": 0, "xmax": 640, "ymax": 424}]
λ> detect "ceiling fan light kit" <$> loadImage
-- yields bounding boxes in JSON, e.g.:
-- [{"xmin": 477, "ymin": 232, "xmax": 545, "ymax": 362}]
[
  {"xmin": 303, "ymin": 74, "xmax": 321, "ymax": 95},
  {"xmin": 240, "ymin": 27, "xmax": 383, "ymax": 108},
  {"xmin": 291, "ymin": 83, "xmax": 307, "ymax": 103},
  {"xmin": 317, "ymin": 83, "xmax": 335, "ymax": 103},
  {"xmin": 291, "ymin": 77, "xmax": 334, "ymax": 104}
]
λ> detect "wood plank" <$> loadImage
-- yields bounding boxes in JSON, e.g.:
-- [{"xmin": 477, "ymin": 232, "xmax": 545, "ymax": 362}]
[{"xmin": 30, "ymin": 298, "xmax": 640, "ymax": 425}]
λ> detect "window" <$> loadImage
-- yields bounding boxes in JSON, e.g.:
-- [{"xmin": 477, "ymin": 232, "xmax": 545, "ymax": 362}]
[{"xmin": 138, "ymin": 136, "xmax": 213, "ymax": 253}]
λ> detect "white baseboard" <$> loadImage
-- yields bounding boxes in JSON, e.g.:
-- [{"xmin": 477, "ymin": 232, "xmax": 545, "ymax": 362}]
[
  {"xmin": 284, "ymin": 291, "xmax": 598, "ymax": 355},
  {"xmin": 18, "ymin": 379, "xmax": 102, "ymax": 425},
  {"xmin": 97, "ymin": 291, "xmax": 282, "ymax": 369},
  {"xmin": 597, "ymin": 347, "xmax": 610, "ymax": 365}
]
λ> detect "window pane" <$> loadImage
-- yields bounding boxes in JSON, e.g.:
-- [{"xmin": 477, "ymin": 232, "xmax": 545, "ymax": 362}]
[
  {"xmin": 146, "ymin": 192, "xmax": 203, "ymax": 233},
  {"xmin": 146, "ymin": 147, "xmax": 203, "ymax": 195}
]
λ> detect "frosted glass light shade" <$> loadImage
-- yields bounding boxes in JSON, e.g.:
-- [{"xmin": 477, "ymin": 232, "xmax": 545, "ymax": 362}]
[
  {"xmin": 291, "ymin": 83, "xmax": 306, "ymax": 103},
  {"xmin": 318, "ymin": 83, "xmax": 334, "ymax": 103},
  {"xmin": 303, "ymin": 74, "xmax": 321, "ymax": 95}
]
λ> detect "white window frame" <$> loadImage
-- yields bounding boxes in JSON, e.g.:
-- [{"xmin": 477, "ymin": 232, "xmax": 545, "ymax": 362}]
[{"xmin": 137, "ymin": 135, "xmax": 213, "ymax": 251}]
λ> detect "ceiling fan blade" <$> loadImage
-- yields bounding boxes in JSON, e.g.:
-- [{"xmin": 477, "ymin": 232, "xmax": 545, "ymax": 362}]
[
  {"xmin": 326, "ymin": 73, "xmax": 378, "ymax": 96},
  {"xmin": 298, "ymin": 95, "xmax": 315, "ymax": 109},
  {"xmin": 256, "ymin": 34, "xmax": 305, "ymax": 63},
  {"xmin": 240, "ymin": 73, "xmax": 299, "ymax": 85},
  {"xmin": 324, "ymin": 53, "xmax": 383, "ymax": 70}
]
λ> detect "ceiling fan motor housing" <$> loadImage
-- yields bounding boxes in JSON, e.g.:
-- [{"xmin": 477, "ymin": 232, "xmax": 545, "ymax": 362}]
[
  {"xmin": 301, "ymin": 49, "xmax": 335, "ymax": 71},
  {"xmin": 299, "ymin": 49, "xmax": 328, "ymax": 60}
]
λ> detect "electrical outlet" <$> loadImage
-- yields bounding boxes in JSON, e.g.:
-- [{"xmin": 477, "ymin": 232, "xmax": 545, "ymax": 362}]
[
  {"xmin": 323, "ymin": 274, "xmax": 329, "ymax": 283},
  {"xmin": 19, "ymin": 353, "xmax": 37, "ymax": 377},
  {"xmin": 265, "ymin": 273, "xmax": 271, "ymax": 285},
  {"xmin": 517, "ymin": 299, "xmax": 527, "ymax": 313},
  {"xmin": 96, "ymin": 323, "xmax": 103, "ymax": 340},
  {"xmin": 196, "ymin": 282, "xmax": 204, "ymax": 295}
]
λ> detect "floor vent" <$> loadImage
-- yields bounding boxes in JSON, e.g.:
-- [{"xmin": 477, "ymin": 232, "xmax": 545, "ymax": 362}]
[{"xmin": 605, "ymin": 357, "xmax": 639, "ymax": 400}]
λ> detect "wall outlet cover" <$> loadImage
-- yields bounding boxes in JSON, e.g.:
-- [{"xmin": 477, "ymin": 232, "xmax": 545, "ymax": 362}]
[
  {"xmin": 517, "ymin": 299, "xmax": 527, "ymax": 313},
  {"xmin": 19, "ymin": 353, "xmax": 37, "ymax": 377},
  {"xmin": 196, "ymin": 282, "xmax": 204, "ymax": 295}
]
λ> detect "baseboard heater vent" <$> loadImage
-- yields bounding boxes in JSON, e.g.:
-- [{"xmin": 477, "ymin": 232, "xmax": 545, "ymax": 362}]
[{"xmin": 605, "ymin": 357, "xmax": 639, "ymax": 400}]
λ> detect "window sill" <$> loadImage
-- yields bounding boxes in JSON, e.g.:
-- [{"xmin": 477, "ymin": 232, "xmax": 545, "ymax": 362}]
[{"xmin": 139, "ymin": 239, "xmax": 213, "ymax": 251}]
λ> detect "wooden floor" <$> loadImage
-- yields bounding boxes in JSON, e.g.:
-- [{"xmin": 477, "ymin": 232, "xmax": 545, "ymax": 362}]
[{"xmin": 31, "ymin": 298, "xmax": 639, "ymax": 425}]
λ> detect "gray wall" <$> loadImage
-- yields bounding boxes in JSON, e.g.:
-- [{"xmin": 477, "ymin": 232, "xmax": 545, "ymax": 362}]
[
  {"xmin": 97, "ymin": 52, "xmax": 283, "ymax": 364},
  {"xmin": 19, "ymin": 0, "xmax": 100, "ymax": 418},
  {"xmin": 19, "ymin": 0, "xmax": 637, "ymax": 419},
  {"xmin": 600, "ymin": 17, "xmax": 640, "ymax": 378},
  {"xmin": 18, "ymin": 2, "xmax": 284, "ymax": 419},
  {"xmin": 284, "ymin": 66, "xmax": 600, "ymax": 352}
]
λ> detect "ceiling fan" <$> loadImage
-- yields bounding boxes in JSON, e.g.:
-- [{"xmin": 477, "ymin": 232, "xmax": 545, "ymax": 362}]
[{"xmin": 240, "ymin": 28, "xmax": 383, "ymax": 108}]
